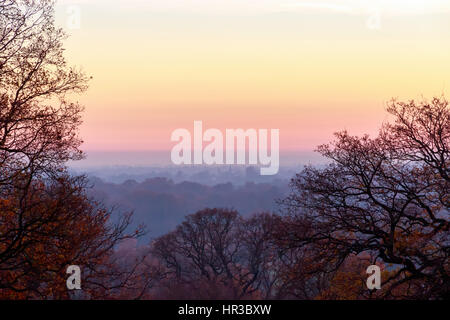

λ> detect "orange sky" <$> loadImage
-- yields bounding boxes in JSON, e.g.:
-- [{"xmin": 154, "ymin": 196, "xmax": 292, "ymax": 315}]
[{"xmin": 55, "ymin": 1, "xmax": 450, "ymax": 152}]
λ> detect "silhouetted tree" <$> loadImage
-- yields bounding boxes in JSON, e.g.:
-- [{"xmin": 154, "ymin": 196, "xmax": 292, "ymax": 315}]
[
  {"xmin": 278, "ymin": 98, "xmax": 449, "ymax": 299},
  {"xmin": 0, "ymin": 0, "xmax": 148, "ymax": 299},
  {"xmin": 152, "ymin": 208, "xmax": 284, "ymax": 299}
]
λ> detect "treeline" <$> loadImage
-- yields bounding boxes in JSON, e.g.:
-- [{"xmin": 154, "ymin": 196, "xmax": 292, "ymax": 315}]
[
  {"xmin": 93, "ymin": 96, "xmax": 449, "ymax": 300},
  {"xmin": 144, "ymin": 208, "xmax": 379, "ymax": 300},
  {"xmin": 136, "ymin": 96, "xmax": 449, "ymax": 300},
  {"xmin": 88, "ymin": 177, "xmax": 289, "ymax": 238}
]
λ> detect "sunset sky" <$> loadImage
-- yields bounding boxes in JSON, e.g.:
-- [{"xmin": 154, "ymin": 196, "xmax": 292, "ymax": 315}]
[{"xmin": 54, "ymin": 0, "xmax": 450, "ymax": 154}]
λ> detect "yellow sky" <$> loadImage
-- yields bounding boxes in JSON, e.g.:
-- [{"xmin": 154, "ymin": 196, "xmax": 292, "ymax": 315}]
[{"xmin": 55, "ymin": 1, "xmax": 450, "ymax": 151}]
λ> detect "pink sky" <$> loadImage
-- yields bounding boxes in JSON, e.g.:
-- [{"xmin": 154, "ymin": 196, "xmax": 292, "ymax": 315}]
[{"xmin": 56, "ymin": 1, "xmax": 450, "ymax": 152}]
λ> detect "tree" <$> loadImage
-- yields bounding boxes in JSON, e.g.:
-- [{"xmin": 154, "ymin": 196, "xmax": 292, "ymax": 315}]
[
  {"xmin": 0, "ymin": 0, "xmax": 88, "ymax": 183},
  {"xmin": 278, "ymin": 98, "xmax": 449, "ymax": 299},
  {"xmin": 0, "ymin": 1, "xmax": 148, "ymax": 299},
  {"xmin": 151, "ymin": 208, "xmax": 284, "ymax": 299},
  {"xmin": 0, "ymin": 175, "xmax": 148, "ymax": 299}
]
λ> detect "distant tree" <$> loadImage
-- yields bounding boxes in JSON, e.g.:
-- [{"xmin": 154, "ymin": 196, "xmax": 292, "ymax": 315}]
[
  {"xmin": 0, "ymin": 1, "xmax": 147, "ymax": 299},
  {"xmin": 278, "ymin": 98, "xmax": 449, "ymax": 299}
]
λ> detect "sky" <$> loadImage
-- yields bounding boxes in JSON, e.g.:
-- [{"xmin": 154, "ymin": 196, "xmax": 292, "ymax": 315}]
[{"xmin": 54, "ymin": 0, "xmax": 450, "ymax": 154}]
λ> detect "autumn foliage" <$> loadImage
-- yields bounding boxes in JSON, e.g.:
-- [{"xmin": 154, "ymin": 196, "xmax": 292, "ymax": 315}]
[{"xmin": 0, "ymin": 1, "xmax": 147, "ymax": 299}]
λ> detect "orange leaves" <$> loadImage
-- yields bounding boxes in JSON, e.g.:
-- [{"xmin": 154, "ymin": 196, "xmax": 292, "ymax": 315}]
[{"xmin": 0, "ymin": 175, "xmax": 137, "ymax": 299}]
